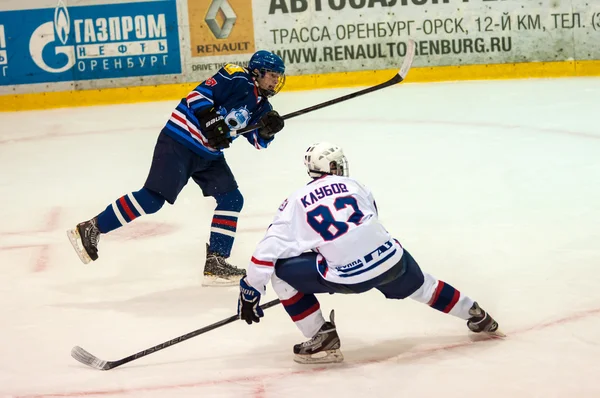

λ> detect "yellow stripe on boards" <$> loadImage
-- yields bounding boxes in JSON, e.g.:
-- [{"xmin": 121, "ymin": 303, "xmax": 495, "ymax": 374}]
[{"xmin": 1, "ymin": 60, "xmax": 599, "ymax": 112}]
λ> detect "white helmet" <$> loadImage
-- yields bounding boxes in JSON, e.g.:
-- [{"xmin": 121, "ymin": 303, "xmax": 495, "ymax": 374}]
[{"xmin": 304, "ymin": 142, "xmax": 349, "ymax": 178}]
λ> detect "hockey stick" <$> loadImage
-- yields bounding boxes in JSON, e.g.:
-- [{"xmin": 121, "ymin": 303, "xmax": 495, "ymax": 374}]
[
  {"xmin": 71, "ymin": 298, "xmax": 281, "ymax": 371},
  {"xmin": 232, "ymin": 39, "xmax": 416, "ymax": 137}
]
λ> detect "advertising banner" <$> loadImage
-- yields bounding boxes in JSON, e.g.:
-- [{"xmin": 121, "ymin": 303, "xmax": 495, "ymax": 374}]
[
  {"xmin": 187, "ymin": 0, "xmax": 257, "ymax": 75},
  {"xmin": 181, "ymin": 0, "xmax": 600, "ymax": 81},
  {"xmin": 244, "ymin": 0, "xmax": 600, "ymax": 75},
  {"xmin": 0, "ymin": 0, "xmax": 181, "ymax": 86},
  {"xmin": 188, "ymin": 0, "xmax": 255, "ymax": 57},
  {"xmin": 1, "ymin": 0, "xmax": 599, "ymax": 103}
]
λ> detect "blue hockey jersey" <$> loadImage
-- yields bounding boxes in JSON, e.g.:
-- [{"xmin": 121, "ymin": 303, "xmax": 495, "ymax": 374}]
[{"xmin": 162, "ymin": 63, "xmax": 275, "ymax": 159}]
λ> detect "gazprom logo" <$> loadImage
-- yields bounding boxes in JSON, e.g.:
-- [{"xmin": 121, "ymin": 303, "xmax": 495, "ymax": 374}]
[
  {"xmin": 29, "ymin": 0, "xmax": 75, "ymax": 73},
  {"xmin": 0, "ymin": 24, "xmax": 7, "ymax": 70},
  {"xmin": 205, "ymin": 0, "xmax": 236, "ymax": 39},
  {"xmin": 28, "ymin": 1, "xmax": 171, "ymax": 76},
  {"xmin": 54, "ymin": 0, "xmax": 70, "ymax": 45}
]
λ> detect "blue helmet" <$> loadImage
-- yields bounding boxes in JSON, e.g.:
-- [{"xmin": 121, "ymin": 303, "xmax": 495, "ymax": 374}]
[
  {"xmin": 249, "ymin": 50, "xmax": 286, "ymax": 97},
  {"xmin": 249, "ymin": 51, "xmax": 285, "ymax": 75}
]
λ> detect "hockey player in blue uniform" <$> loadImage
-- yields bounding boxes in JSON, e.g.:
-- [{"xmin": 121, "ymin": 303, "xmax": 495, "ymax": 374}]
[
  {"xmin": 67, "ymin": 51, "xmax": 286, "ymax": 286},
  {"xmin": 237, "ymin": 142, "xmax": 504, "ymax": 363}
]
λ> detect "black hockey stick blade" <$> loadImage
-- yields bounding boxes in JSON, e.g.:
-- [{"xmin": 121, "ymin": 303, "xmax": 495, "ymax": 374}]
[
  {"xmin": 233, "ymin": 38, "xmax": 416, "ymax": 137},
  {"xmin": 71, "ymin": 298, "xmax": 281, "ymax": 371}
]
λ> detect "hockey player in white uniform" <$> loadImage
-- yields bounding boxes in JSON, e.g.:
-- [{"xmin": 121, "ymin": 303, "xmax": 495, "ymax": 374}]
[{"xmin": 237, "ymin": 142, "xmax": 503, "ymax": 364}]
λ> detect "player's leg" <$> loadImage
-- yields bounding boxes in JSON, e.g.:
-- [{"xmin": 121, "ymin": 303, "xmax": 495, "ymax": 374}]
[
  {"xmin": 191, "ymin": 157, "xmax": 245, "ymax": 285},
  {"xmin": 376, "ymin": 249, "xmax": 504, "ymax": 336},
  {"xmin": 209, "ymin": 189, "xmax": 243, "ymax": 257},
  {"xmin": 274, "ymin": 253, "xmax": 345, "ymax": 364},
  {"xmin": 67, "ymin": 132, "xmax": 192, "ymax": 264}
]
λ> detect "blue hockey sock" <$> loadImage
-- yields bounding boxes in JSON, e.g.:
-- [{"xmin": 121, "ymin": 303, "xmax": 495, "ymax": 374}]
[
  {"xmin": 209, "ymin": 189, "xmax": 244, "ymax": 257},
  {"xmin": 281, "ymin": 292, "xmax": 321, "ymax": 323},
  {"xmin": 96, "ymin": 188, "xmax": 165, "ymax": 233},
  {"xmin": 428, "ymin": 281, "xmax": 461, "ymax": 314}
]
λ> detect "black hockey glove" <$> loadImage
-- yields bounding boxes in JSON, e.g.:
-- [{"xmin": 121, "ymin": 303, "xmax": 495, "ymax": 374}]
[
  {"xmin": 197, "ymin": 107, "xmax": 231, "ymax": 149},
  {"xmin": 257, "ymin": 110, "xmax": 284, "ymax": 140},
  {"xmin": 238, "ymin": 277, "xmax": 264, "ymax": 325}
]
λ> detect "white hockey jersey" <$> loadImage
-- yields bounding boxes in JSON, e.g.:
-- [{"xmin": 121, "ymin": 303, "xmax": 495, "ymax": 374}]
[{"xmin": 247, "ymin": 175, "xmax": 404, "ymax": 295}]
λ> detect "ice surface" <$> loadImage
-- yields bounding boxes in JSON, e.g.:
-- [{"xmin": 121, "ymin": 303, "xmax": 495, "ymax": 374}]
[{"xmin": 1, "ymin": 77, "xmax": 599, "ymax": 397}]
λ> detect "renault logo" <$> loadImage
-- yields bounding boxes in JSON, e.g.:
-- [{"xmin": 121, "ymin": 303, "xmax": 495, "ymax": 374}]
[{"xmin": 206, "ymin": 0, "xmax": 237, "ymax": 39}]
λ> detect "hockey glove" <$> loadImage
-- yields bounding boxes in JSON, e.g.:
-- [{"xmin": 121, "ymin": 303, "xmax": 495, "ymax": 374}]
[
  {"xmin": 257, "ymin": 110, "xmax": 284, "ymax": 140},
  {"xmin": 197, "ymin": 107, "xmax": 232, "ymax": 149},
  {"xmin": 238, "ymin": 277, "xmax": 264, "ymax": 325}
]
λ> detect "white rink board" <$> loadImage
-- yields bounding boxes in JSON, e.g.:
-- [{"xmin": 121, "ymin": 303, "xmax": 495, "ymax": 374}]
[
  {"xmin": 1, "ymin": 0, "xmax": 599, "ymax": 95},
  {"xmin": 186, "ymin": 0, "xmax": 600, "ymax": 77}
]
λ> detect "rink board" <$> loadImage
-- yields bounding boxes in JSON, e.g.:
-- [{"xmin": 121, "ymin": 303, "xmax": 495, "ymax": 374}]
[
  {"xmin": 0, "ymin": 0, "xmax": 599, "ymax": 110},
  {"xmin": 2, "ymin": 59, "xmax": 600, "ymax": 111}
]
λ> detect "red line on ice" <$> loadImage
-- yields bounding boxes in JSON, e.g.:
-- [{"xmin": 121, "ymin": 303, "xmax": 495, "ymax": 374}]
[
  {"xmin": 14, "ymin": 306, "xmax": 600, "ymax": 398},
  {"xmin": 33, "ymin": 207, "xmax": 61, "ymax": 272}
]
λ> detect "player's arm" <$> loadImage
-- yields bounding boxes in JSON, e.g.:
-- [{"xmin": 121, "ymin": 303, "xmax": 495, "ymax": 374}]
[
  {"xmin": 357, "ymin": 180, "xmax": 378, "ymax": 216},
  {"xmin": 186, "ymin": 77, "xmax": 219, "ymax": 116},
  {"xmin": 189, "ymin": 64, "xmax": 250, "ymax": 112},
  {"xmin": 368, "ymin": 191, "xmax": 378, "ymax": 216},
  {"xmin": 244, "ymin": 104, "xmax": 285, "ymax": 150},
  {"xmin": 246, "ymin": 215, "xmax": 301, "ymax": 295},
  {"xmin": 238, "ymin": 201, "xmax": 302, "ymax": 324},
  {"xmin": 189, "ymin": 66, "xmax": 248, "ymax": 149}
]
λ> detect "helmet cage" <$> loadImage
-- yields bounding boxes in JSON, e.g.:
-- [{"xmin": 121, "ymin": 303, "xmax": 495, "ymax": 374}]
[
  {"xmin": 254, "ymin": 70, "xmax": 286, "ymax": 97},
  {"xmin": 304, "ymin": 143, "xmax": 349, "ymax": 178}
]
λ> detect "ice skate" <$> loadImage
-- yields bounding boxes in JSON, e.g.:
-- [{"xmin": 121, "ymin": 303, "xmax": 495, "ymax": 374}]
[
  {"xmin": 202, "ymin": 243, "xmax": 247, "ymax": 286},
  {"xmin": 467, "ymin": 302, "xmax": 505, "ymax": 338},
  {"xmin": 293, "ymin": 310, "xmax": 344, "ymax": 364},
  {"xmin": 67, "ymin": 217, "xmax": 101, "ymax": 264}
]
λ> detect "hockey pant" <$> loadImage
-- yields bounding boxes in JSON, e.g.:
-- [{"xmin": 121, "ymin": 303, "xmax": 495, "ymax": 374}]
[{"xmin": 273, "ymin": 250, "xmax": 476, "ymax": 338}]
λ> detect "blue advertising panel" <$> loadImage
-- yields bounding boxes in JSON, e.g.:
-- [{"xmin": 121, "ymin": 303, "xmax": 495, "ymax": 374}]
[{"xmin": 0, "ymin": 0, "xmax": 181, "ymax": 86}]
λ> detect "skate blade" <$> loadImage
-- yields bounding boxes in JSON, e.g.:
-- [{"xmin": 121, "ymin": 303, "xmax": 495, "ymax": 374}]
[
  {"xmin": 66, "ymin": 229, "xmax": 91, "ymax": 264},
  {"xmin": 202, "ymin": 275, "xmax": 243, "ymax": 287},
  {"xmin": 293, "ymin": 349, "xmax": 344, "ymax": 364},
  {"xmin": 470, "ymin": 328, "xmax": 507, "ymax": 340},
  {"xmin": 487, "ymin": 328, "xmax": 506, "ymax": 338}
]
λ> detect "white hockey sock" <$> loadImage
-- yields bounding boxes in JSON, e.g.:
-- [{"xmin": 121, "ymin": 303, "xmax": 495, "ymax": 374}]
[{"xmin": 409, "ymin": 272, "xmax": 475, "ymax": 320}]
